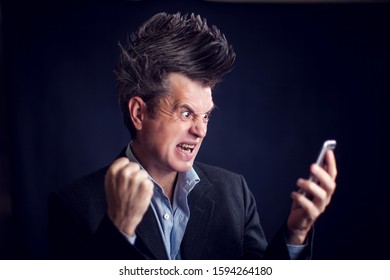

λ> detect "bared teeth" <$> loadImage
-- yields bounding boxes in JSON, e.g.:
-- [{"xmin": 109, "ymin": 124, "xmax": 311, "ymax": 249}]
[
  {"xmin": 181, "ymin": 144, "xmax": 195, "ymax": 149},
  {"xmin": 178, "ymin": 143, "xmax": 195, "ymax": 152}
]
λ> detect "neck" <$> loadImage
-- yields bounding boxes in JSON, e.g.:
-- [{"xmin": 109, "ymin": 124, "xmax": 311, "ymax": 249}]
[{"xmin": 130, "ymin": 141, "xmax": 177, "ymax": 201}]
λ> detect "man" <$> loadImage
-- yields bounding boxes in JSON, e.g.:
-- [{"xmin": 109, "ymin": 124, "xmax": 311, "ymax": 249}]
[{"xmin": 48, "ymin": 12, "xmax": 337, "ymax": 260}]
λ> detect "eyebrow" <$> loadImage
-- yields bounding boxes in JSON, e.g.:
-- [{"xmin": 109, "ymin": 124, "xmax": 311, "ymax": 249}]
[{"xmin": 174, "ymin": 103, "xmax": 215, "ymax": 115}]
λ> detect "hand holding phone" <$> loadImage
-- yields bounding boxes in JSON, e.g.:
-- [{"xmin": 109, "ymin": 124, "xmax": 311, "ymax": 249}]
[
  {"xmin": 299, "ymin": 140, "xmax": 337, "ymax": 198},
  {"xmin": 309, "ymin": 140, "xmax": 337, "ymax": 183},
  {"xmin": 289, "ymin": 140, "xmax": 338, "ymax": 243}
]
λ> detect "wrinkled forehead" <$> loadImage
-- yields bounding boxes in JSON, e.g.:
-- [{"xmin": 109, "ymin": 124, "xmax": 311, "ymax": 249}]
[{"xmin": 164, "ymin": 73, "xmax": 214, "ymax": 112}]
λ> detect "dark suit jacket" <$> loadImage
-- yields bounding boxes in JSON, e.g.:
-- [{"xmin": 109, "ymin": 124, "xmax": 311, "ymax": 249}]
[{"xmin": 48, "ymin": 155, "xmax": 312, "ymax": 259}]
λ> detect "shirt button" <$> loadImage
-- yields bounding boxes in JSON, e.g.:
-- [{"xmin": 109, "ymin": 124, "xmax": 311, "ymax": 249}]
[{"xmin": 163, "ymin": 213, "xmax": 170, "ymax": 220}]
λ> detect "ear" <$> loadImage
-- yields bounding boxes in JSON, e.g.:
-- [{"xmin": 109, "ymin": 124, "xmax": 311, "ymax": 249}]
[{"xmin": 128, "ymin": 96, "xmax": 146, "ymax": 132}]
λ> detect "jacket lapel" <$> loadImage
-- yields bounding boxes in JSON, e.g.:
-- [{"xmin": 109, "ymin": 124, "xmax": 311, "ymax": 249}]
[
  {"xmin": 180, "ymin": 166, "xmax": 215, "ymax": 259},
  {"xmin": 135, "ymin": 206, "xmax": 169, "ymax": 260}
]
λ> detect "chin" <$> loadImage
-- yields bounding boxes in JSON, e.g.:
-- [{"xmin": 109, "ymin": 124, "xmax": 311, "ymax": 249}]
[{"xmin": 173, "ymin": 161, "xmax": 194, "ymax": 173}]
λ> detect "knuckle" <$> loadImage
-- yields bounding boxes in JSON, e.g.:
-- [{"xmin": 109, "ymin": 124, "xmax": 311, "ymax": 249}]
[
  {"xmin": 119, "ymin": 163, "xmax": 141, "ymax": 184},
  {"xmin": 118, "ymin": 167, "xmax": 132, "ymax": 181},
  {"xmin": 134, "ymin": 169, "xmax": 147, "ymax": 180},
  {"xmin": 130, "ymin": 171, "xmax": 145, "ymax": 185},
  {"xmin": 319, "ymin": 190, "xmax": 327, "ymax": 202},
  {"xmin": 142, "ymin": 178, "xmax": 153, "ymax": 189},
  {"xmin": 325, "ymin": 180, "xmax": 336, "ymax": 193},
  {"xmin": 128, "ymin": 162, "xmax": 141, "ymax": 171},
  {"xmin": 127, "ymin": 175, "xmax": 137, "ymax": 187},
  {"xmin": 141, "ymin": 179, "xmax": 154, "ymax": 194},
  {"xmin": 138, "ymin": 169, "xmax": 149, "ymax": 178},
  {"xmin": 106, "ymin": 166, "xmax": 117, "ymax": 178},
  {"xmin": 307, "ymin": 181, "xmax": 316, "ymax": 193},
  {"xmin": 109, "ymin": 157, "xmax": 130, "ymax": 173}
]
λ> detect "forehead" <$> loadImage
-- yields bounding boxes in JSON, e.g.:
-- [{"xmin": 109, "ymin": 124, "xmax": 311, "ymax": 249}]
[{"xmin": 166, "ymin": 73, "xmax": 213, "ymax": 110}]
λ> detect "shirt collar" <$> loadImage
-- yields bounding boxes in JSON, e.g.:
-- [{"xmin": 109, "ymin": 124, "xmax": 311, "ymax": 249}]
[{"xmin": 125, "ymin": 142, "xmax": 200, "ymax": 191}]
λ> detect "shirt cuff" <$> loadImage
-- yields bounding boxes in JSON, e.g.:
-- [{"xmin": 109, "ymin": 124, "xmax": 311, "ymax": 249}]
[
  {"xmin": 287, "ymin": 244, "xmax": 307, "ymax": 260},
  {"xmin": 120, "ymin": 230, "xmax": 137, "ymax": 245}
]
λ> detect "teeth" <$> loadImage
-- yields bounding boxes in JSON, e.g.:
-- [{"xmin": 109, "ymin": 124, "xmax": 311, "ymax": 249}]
[
  {"xmin": 181, "ymin": 144, "xmax": 195, "ymax": 149},
  {"xmin": 178, "ymin": 143, "xmax": 195, "ymax": 153}
]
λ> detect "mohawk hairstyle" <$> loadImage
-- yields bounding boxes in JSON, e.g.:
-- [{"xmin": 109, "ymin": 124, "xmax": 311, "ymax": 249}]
[{"xmin": 116, "ymin": 12, "xmax": 236, "ymax": 137}]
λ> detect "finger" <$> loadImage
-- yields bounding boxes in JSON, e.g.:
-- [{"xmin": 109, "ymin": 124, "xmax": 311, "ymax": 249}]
[
  {"xmin": 310, "ymin": 164, "xmax": 337, "ymax": 196},
  {"xmin": 123, "ymin": 178, "xmax": 154, "ymax": 233},
  {"xmin": 108, "ymin": 157, "xmax": 131, "ymax": 176},
  {"xmin": 125, "ymin": 169, "xmax": 150, "ymax": 199},
  {"xmin": 128, "ymin": 169, "xmax": 149, "ymax": 187},
  {"xmin": 296, "ymin": 178, "xmax": 327, "ymax": 204},
  {"xmin": 115, "ymin": 162, "xmax": 141, "ymax": 191},
  {"xmin": 137, "ymin": 178, "xmax": 154, "ymax": 205},
  {"xmin": 105, "ymin": 157, "xmax": 131, "ymax": 188},
  {"xmin": 325, "ymin": 150, "xmax": 338, "ymax": 180},
  {"xmin": 291, "ymin": 191, "xmax": 319, "ymax": 221}
]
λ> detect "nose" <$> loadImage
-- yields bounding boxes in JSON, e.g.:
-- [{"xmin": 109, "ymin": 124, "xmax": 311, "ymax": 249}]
[{"xmin": 189, "ymin": 117, "xmax": 207, "ymax": 139}]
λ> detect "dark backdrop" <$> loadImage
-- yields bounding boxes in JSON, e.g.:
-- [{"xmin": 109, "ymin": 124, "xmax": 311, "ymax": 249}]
[{"xmin": 1, "ymin": 0, "xmax": 389, "ymax": 259}]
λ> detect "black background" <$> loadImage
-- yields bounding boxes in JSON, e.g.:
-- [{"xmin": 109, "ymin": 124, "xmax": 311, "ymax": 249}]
[{"xmin": 1, "ymin": 0, "xmax": 389, "ymax": 259}]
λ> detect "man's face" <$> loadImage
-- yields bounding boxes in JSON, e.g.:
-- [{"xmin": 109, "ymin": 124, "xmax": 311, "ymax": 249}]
[{"xmin": 135, "ymin": 72, "xmax": 214, "ymax": 177}]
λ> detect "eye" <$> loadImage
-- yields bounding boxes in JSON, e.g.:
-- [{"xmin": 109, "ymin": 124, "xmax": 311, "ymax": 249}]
[
  {"xmin": 202, "ymin": 112, "xmax": 211, "ymax": 123},
  {"xmin": 180, "ymin": 111, "xmax": 191, "ymax": 120}
]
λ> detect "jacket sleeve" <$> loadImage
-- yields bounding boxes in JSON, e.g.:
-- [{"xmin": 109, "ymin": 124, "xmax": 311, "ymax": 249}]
[
  {"xmin": 47, "ymin": 192, "xmax": 146, "ymax": 259},
  {"xmin": 241, "ymin": 176, "xmax": 313, "ymax": 260},
  {"xmin": 264, "ymin": 221, "xmax": 313, "ymax": 260}
]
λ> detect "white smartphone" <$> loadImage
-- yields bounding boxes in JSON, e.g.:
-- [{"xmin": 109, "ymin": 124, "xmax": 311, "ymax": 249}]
[{"xmin": 309, "ymin": 139, "xmax": 337, "ymax": 183}]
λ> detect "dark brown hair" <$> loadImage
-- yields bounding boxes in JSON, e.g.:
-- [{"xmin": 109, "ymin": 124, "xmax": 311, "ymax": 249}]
[{"xmin": 116, "ymin": 12, "xmax": 236, "ymax": 137}]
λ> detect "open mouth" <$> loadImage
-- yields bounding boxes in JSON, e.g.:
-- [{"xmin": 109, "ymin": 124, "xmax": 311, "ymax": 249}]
[{"xmin": 177, "ymin": 143, "xmax": 195, "ymax": 154}]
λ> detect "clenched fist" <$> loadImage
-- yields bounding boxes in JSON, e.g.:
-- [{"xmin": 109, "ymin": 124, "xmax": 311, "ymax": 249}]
[{"xmin": 105, "ymin": 157, "xmax": 154, "ymax": 236}]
